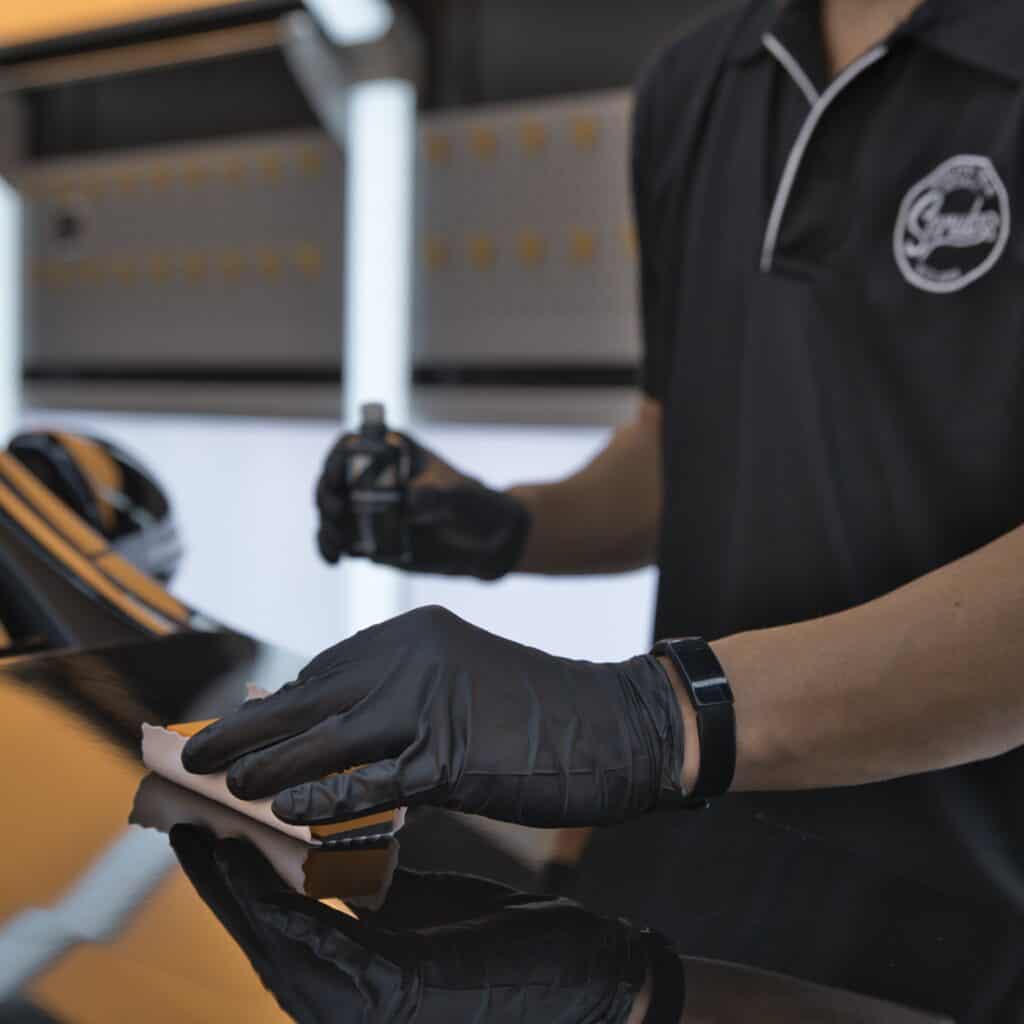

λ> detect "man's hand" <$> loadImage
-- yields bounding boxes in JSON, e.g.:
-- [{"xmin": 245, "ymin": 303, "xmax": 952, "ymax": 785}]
[
  {"xmin": 181, "ymin": 606, "xmax": 686, "ymax": 828},
  {"xmin": 316, "ymin": 432, "xmax": 530, "ymax": 580},
  {"xmin": 170, "ymin": 825, "xmax": 676, "ymax": 1024}
]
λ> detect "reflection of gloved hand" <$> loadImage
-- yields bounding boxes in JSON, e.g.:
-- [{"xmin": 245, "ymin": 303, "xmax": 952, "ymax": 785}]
[
  {"xmin": 170, "ymin": 825, "xmax": 679, "ymax": 1024},
  {"xmin": 316, "ymin": 432, "xmax": 530, "ymax": 580},
  {"xmin": 182, "ymin": 606, "xmax": 686, "ymax": 829}
]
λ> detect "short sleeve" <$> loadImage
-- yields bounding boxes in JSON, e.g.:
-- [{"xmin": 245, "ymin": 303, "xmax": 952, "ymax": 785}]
[{"xmin": 628, "ymin": 7, "xmax": 746, "ymax": 405}]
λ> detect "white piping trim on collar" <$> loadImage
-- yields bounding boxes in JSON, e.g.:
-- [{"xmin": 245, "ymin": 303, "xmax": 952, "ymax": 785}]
[
  {"xmin": 760, "ymin": 43, "xmax": 889, "ymax": 273},
  {"xmin": 763, "ymin": 33, "xmax": 820, "ymax": 106}
]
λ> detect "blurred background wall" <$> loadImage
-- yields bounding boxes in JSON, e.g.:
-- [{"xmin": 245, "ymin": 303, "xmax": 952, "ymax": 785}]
[{"xmin": 0, "ymin": 0, "xmax": 735, "ymax": 661}]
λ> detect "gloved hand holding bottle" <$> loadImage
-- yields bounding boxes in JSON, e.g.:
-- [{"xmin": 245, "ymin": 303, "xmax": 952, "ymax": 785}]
[{"xmin": 315, "ymin": 404, "xmax": 531, "ymax": 580}]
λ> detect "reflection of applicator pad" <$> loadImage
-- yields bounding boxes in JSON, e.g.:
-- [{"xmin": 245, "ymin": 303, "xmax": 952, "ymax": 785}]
[
  {"xmin": 141, "ymin": 718, "xmax": 404, "ymax": 846},
  {"xmin": 130, "ymin": 773, "xmax": 398, "ymax": 907}
]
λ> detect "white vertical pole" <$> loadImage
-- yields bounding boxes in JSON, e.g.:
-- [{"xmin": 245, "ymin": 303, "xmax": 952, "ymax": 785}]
[
  {"xmin": 340, "ymin": 78, "xmax": 417, "ymax": 637},
  {"xmin": 0, "ymin": 177, "xmax": 20, "ymax": 447}
]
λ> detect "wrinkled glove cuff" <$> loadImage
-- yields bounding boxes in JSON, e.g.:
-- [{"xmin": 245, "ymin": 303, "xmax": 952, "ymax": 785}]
[
  {"xmin": 474, "ymin": 493, "xmax": 532, "ymax": 581},
  {"xmin": 624, "ymin": 654, "xmax": 687, "ymax": 811}
]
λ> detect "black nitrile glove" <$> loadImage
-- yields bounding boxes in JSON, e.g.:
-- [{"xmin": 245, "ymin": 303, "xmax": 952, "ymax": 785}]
[
  {"xmin": 316, "ymin": 432, "xmax": 530, "ymax": 580},
  {"xmin": 182, "ymin": 606, "xmax": 686, "ymax": 829},
  {"xmin": 170, "ymin": 825, "xmax": 672, "ymax": 1024}
]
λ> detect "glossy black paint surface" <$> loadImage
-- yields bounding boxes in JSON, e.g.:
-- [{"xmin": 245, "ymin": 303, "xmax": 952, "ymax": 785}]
[{"xmin": 0, "ymin": 635, "xmax": 1006, "ymax": 1022}]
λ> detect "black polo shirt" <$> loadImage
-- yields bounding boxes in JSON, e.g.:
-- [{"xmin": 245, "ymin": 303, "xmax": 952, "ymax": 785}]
[
  {"xmin": 620, "ymin": 3, "xmax": 1024, "ymax": 1018},
  {"xmin": 636, "ymin": 0, "xmax": 1024, "ymax": 643}
]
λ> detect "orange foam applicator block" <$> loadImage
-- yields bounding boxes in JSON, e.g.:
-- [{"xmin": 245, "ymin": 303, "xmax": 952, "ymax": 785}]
[{"xmin": 141, "ymin": 716, "xmax": 404, "ymax": 846}]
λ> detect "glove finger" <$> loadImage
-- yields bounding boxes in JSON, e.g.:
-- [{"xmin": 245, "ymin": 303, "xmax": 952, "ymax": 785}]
[
  {"xmin": 315, "ymin": 477, "xmax": 347, "ymax": 523},
  {"xmin": 316, "ymin": 476, "xmax": 354, "ymax": 558},
  {"xmin": 317, "ymin": 527, "xmax": 342, "ymax": 565},
  {"xmin": 271, "ymin": 747, "xmax": 444, "ymax": 826},
  {"xmin": 182, "ymin": 657, "xmax": 381, "ymax": 775},
  {"xmin": 225, "ymin": 687, "xmax": 411, "ymax": 801},
  {"xmin": 211, "ymin": 848, "xmax": 379, "ymax": 1019},
  {"xmin": 318, "ymin": 520, "xmax": 354, "ymax": 564},
  {"xmin": 402, "ymin": 434, "xmax": 429, "ymax": 479},
  {"xmin": 321, "ymin": 435, "xmax": 357, "ymax": 491},
  {"xmin": 248, "ymin": 893, "xmax": 408, "ymax": 1001}
]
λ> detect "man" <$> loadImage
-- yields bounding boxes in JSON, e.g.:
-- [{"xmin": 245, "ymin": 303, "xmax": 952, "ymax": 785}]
[{"xmin": 184, "ymin": 0, "xmax": 1024, "ymax": 1016}]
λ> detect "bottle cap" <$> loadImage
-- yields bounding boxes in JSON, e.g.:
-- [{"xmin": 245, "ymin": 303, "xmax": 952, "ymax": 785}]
[{"xmin": 360, "ymin": 402, "xmax": 387, "ymax": 437}]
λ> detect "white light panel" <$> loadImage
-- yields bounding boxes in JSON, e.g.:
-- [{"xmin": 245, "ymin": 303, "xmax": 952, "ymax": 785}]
[{"xmin": 340, "ymin": 77, "xmax": 417, "ymax": 637}]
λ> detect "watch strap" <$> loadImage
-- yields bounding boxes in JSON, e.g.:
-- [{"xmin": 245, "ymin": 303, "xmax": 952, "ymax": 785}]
[
  {"xmin": 692, "ymin": 700, "xmax": 735, "ymax": 800},
  {"xmin": 641, "ymin": 932, "xmax": 686, "ymax": 1024},
  {"xmin": 652, "ymin": 637, "xmax": 736, "ymax": 804}
]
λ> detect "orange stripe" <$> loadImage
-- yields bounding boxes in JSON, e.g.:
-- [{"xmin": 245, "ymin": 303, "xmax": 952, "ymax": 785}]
[
  {"xmin": 0, "ymin": 480, "xmax": 175, "ymax": 636},
  {"xmin": 311, "ymin": 812, "xmax": 395, "ymax": 840},
  {"xmin": 53, "ymin": 432, "xmax": 122, "ymax": 533},
  {"xmin": 0, "ymin": 451, "xmax": 190, "ymax": 626},
  {"xmin": 0, "ymin": 452, "xmax": 108, "ymax": 556},
  {"xmin": 167, "ymin": 720, "xmax": 217, "ymax": 737}
]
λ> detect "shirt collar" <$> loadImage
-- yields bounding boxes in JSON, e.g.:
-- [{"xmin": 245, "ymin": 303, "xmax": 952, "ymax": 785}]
[{"xmin": 728, "ymin": 0, "xmax": 1024, "ymax": 84}]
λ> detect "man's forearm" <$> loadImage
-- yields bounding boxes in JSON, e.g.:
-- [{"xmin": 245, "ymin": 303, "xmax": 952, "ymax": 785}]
[
  {"xmin": 664, "ymin": 522, "xmax": 1024, "ymax": 794},
  {"xmin": 509, "ymin": 397, "xmax": 663, "ymax": 575}
]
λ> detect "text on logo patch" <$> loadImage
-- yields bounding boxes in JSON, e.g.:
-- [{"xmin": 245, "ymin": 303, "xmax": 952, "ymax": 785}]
[{"xmin": 894, "ymin": 155, "xmax": 1010, "ymax": 294}]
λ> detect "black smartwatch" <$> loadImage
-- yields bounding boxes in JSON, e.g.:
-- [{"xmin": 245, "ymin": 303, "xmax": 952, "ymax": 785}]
[{"xmin": 652, "ymin": 637, "xmax": 735, "ymax": 806}]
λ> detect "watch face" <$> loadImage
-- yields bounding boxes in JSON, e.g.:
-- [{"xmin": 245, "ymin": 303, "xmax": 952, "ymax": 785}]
[{"xmin": 681, "ymin": 642, "xmax": 725, "ymax": 684}]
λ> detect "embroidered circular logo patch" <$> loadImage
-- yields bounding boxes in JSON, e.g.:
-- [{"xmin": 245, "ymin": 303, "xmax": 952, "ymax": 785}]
[{"xmin": 894, "ymin": 155, "xmax": 1010, "ymax": 294}]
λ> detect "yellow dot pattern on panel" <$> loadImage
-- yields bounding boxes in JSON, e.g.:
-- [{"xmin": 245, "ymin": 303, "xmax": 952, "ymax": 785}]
[
  {"xmin": 29, "ymin": 146, "xmax": 335, "ymax": 301},
  {"xmin": 571, "ymin": 116, "xmax": 600, "ymax": 151},
  {"xmin": 420, "ymin": 232, "xmax": 617, "ymax": 272},
  {"xmin": 38, "ymin": 242, "xmax": 329, "ymax": 292},
  {"xmin": 419, "ymin": 112, "xmax": 606, "ymax": 169},
  {"xmin": 417, "ymin": 110, "xmax": 620, "ymax": 275},
  {"xmin": 34, "ymin": 147, "xmax": 331, "ymax": 199}
]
